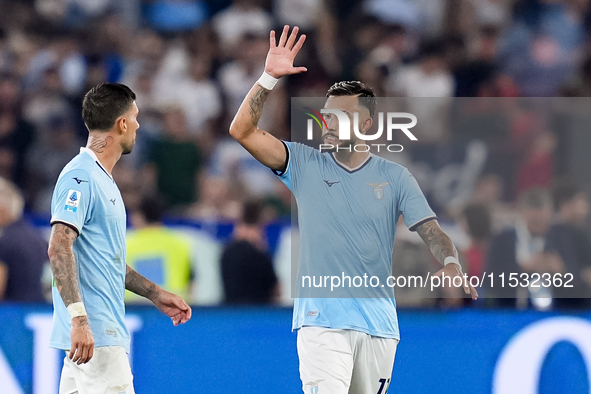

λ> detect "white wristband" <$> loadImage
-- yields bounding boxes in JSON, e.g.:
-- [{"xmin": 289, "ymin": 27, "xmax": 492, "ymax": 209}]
[
  {"xmin": 67, "ymin": 302, "xmax": 87, "ymax": 319},
  {"xmin": 257, "ymin": 71, "xmax": 279, "ymax": 90},
  {"xmin": 444, "ymin": 256, "xmax": 462, "ymax": 270}
]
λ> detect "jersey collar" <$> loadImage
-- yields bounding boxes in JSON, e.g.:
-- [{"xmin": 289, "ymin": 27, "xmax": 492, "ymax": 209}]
[
  {"xmin": 80, "ymin": 147, "xmax": 114, "ymax": 180},
  {"xmin": 331, "ymin": 152, "xmax": 372, "ymax": 173}
]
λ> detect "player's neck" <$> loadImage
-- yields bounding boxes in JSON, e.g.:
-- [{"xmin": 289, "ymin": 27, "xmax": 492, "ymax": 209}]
[
  {"xmin": 86, "ymin": 133, "xmax": 122, "ymax": 175},
  {"xmin": 333, "ymin": 147, "xmax": 369, "ymax": 169}
]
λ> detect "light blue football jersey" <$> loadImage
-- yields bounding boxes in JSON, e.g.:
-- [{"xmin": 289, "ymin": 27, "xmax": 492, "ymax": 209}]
[
  {"xmin": 50, "ymin": 148, "xmax": 130, "ymax": 352},
  {"xmin": 277, "ymin": 142, "xmax": 436, "ymax": 340}
]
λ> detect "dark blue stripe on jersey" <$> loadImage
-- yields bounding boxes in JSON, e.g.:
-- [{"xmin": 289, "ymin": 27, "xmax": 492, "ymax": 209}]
[
  {"xmin": 272, "ymin": 140, "xmax": 290, "ymax": 176},
  {"xmin": 330, "ymin": 153, "xmax": 373, "ymax": 174},
  {"xmin": 409, "ymin": 216, "xmax": 437, "ymax": 232},
  {"xmin": 95, "ymin": 161, "xmax": 114, "ymax": 182}
]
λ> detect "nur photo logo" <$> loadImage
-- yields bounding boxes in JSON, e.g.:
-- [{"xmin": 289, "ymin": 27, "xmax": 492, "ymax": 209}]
[{"xmin": 303, "ymin": 107, "xmax": 418, "ymax": 153}]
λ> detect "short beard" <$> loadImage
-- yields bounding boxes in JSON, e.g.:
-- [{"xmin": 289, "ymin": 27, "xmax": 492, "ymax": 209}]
[
  {"xmin": 121, "ymin": 141, "xmax": 134, "ymax": 155},
  {"xmin": 322, "ymin": 135, "xmax": 358, "ymax": 152}
]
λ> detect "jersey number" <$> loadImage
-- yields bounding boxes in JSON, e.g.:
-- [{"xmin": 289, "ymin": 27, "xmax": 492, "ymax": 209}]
[{"xmin": 377, "ymin": 378, "xmax": 391, "ymax": 394}]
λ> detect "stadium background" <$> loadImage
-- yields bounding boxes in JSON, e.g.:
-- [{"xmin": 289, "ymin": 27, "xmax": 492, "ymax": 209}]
[{"xmin": 2, "ymin": 0, "xmax": 591, "ymax": 392}]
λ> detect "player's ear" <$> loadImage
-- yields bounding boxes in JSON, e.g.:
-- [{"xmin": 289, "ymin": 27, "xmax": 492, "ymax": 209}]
[
  {"xmin": 362, "ymin": 117, "xmax": 373, "ymax": 134},
  {"xmin": 116, "ymin": 116, "xmax": 127, "ymax": 135}
]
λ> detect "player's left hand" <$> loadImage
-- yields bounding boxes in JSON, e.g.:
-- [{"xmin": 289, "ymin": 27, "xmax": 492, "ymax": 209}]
[
  {"xmin": 153, "ymin": 289, "xmax": 192, "ymax": 326},
  {"xmin": 434, "ymin": 263, "xmax": 479, "ymax": 301}
]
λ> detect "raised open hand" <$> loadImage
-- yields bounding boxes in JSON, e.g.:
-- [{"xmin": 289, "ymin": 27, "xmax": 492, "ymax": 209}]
[{"xmin": 265, "ymin": 25, "xmax": 307, "ymax": 79}]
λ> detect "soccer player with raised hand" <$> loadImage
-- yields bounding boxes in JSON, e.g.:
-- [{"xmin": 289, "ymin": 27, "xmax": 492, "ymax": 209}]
[
  {"xmin": 48, "ymin": 83, "xmax": 192, "ymax": 394},
  {"xmin": 231, "ymin": 26, "xmax": 477, "ymax": 393}
]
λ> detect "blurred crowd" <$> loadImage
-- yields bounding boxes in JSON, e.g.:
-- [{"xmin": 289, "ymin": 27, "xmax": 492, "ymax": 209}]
[{"xmin": 1, "ymin": 0, "xmax": 591, "ymax": 308}]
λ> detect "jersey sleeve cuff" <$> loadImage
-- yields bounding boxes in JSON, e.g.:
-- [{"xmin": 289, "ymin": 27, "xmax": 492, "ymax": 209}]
[
  {"xmin": 50, "ymin": 220, "xmax": 81, "ymax": 236},
  {"xmin": 271, "ymin": 140, "xmax": 290, "ymax": 176},
  {"xmin": 408, "ymin": 216, "xmax": 437, "ymax": 232}
]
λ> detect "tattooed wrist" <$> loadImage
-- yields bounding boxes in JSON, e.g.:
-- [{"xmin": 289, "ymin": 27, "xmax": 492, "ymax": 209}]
[
  {"xmin": 416, "ymin": 220, "xmax": 457, "ymax": 264},
  {"xmin": 72, "ymin": 316, "xmax": 89, "ymax": 327},
  {"xmin": 125, "ymin": 265, "xmax": 160, "ymax": 302}
]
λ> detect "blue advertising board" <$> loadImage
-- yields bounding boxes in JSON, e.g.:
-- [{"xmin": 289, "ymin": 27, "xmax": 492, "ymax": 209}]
[{"xmin": 1, "ymin": 305, "xmax": 591, "ymax": 393}]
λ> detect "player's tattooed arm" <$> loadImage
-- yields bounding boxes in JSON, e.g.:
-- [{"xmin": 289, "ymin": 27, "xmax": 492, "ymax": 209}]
[
  {"xmin": 248, "ymin": 86, "xmax": 271, "ymax": 127},
  {"xmin": 125, "ymin": 265, "xmax": 159, "ymax": 302},
  {"xmin": 229, "ymin": 26, "xmax": 305, "ymax": 171},
  {"xmin": 416, "ymin": 219, "xmax": 458, "ymax": 265},
  {"xmin": 48, "ymin": 223, "xmax": 84, "ymax": 307}
]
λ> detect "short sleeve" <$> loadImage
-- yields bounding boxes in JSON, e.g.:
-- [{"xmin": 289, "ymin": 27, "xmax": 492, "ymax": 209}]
[
  {"xmin": 273, "ymin": 141, "xmax": 292, "ymax": 190},
  {"xmin": 272, "ymin": 141, "xmax": 318, "ymax": 193},
  {"xmin": 50, "ymin": 169, "xmax": 92, "ymax": 234},
  {"xmin": 398, "ymin": 168, "xmax": 436, "ymax": 231}
]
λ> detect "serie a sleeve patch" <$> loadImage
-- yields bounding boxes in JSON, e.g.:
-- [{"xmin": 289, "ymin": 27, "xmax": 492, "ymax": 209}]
[{"xmin": 64, "ymin": 189, "xmax": 82, "ymax": 212}]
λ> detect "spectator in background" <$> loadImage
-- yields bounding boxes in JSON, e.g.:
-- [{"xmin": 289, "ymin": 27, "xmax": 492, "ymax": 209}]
[
  {"xmin": 454, "ymin": 26, "xmax": 501, "ymax": 97},
  {"xmin": 0, "ymin": 147, "xmax": 16, "ymax": 182},
  {"xmin": 472, "ymin": 174, "xmax": 516, "ymax": 231},
  {"xmin": 221, "ymin": 200, "xmax": 278, "ymax": 305},
  {"xmin": 188, "ymin": 175, "xmax": 242, "ymax": 221},
  {"xmin": 126, "ymin": 195, "xmax": 194, "ymax": 303},
  {"xmin": 27, "ymin": 116, "xmax": 81, "ymax": 212},
  {"xmin": 390, "ymin": 38, "xmax": 454, "ymax": 143},
  {"xmin": 484, "ymin": 188, "xmax": 564, "ymax": 309},
  {"xmin": 545, "ymin": 180, "xmax": 591, "ymax": 307},
  {"xmin": 391, "ymin": 38, "xmax": 454, "ymax": 98},
  {"xmin": 23, "ymin": 66, "xmax": 75, "ymax": 133},
  {"xmin": 0, "ymin": 177, "xmax": 47, "ymax": 302},
  {"xmin": 218, "ymin": 32, "xmax": 287, "ymax": 134},
  {"xmin": 212, "ymin": 0, "xmax": 274, "ymax": 56},
  {"xmin": 0, "ymin": 74, "xmax": 36, "ymax": 188},
  {"xmin": 146, "ymin": 107, "xmax": 202, "ymax": 211},
  {"xmin": 208, "ymin": 136, "xmax": 280, "ymax": 198},
  {"xmin": 158, "ymin": 54, "xmax": 222, "ymax": 137},
  {"xmin": 515, "ymin": 130, "xmax": 556, "ymax": 198},
  {"xmin": 500, "ymin": 0, "xmax": 587, "ymax": 96},
  {"xmin": 461, "ymin": 202, "xmax": 493, "ymax": 279}
]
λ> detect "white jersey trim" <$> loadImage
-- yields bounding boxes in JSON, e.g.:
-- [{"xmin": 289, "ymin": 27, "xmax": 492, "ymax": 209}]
[{"xmin": 331, "ymin": 152, "xmax": 372, "ymax": 172}]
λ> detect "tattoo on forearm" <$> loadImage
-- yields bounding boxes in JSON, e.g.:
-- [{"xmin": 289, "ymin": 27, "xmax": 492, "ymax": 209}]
[
  {"xmin": 248, "ymin": 85, "xmax": 270, "ymax": 126},
  {"xmin": 125, "ymin": 265, "xmax": 158, "ymax": 301},
  {"xmin": 49, "ymin": 224, "xmax": 82, "ymax": 307},
  {"xmin": 416, "ymin": 220, "xmax": 456, "ymax": 264}
]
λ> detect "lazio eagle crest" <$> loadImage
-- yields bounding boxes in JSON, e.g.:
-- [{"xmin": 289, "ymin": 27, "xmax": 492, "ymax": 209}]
[{"xmin": 367, "ymin": 182, "xmax": 389, "ymax": 200}]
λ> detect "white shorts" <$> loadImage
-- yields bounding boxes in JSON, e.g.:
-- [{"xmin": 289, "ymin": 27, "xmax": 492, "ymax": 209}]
[
  {"xmin": 59, "ymin": 346, "xmax": 135, "ymax": 394},
  {"xmin": 297, "ymin": 327, "xmax": 398, "ymax": 394}
]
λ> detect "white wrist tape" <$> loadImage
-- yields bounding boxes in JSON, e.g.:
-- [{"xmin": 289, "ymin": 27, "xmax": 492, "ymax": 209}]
[
  {"xmin": 444, "ymin": 256, "xmax": 462, "ymax": 270},
  {"xmin": 257, "ymin": 71, "xmax": 279, "ymax": 90},
  {"xmin": 67, "ymin": 302, "xmax": 87, "ymax": 319}
]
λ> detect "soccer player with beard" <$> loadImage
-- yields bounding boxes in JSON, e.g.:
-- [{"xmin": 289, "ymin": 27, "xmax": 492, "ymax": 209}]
[
  {"xmin": 48, "ymin": 83, "xmax": 192, "ymax": 394},
  {"xmin": 230, "ymin": 26, "xmax": 478, "ymax": 393}
]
